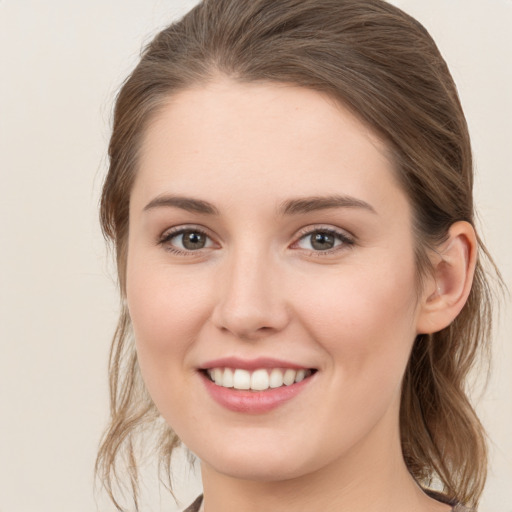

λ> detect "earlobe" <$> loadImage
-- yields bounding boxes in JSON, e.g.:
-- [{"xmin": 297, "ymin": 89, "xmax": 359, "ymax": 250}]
[{"xmin": 416, "ymin": 221, "xmax": 477, "ymax": 335}]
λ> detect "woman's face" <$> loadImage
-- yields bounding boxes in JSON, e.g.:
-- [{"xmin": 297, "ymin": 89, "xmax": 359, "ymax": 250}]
[{"xmin": 126, "ymin": 79, "xmax": 426, "ymax": 481}]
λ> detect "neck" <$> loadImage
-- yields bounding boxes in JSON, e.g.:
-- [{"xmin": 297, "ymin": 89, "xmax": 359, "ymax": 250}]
[{"xmin": 199, "ymin": 414, "xmax": 449, "ymax": 512}]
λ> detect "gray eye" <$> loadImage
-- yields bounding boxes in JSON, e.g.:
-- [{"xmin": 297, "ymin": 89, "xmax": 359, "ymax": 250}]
[
  {"xmin": 310, "ymin": 232, "xmax": 336, "ymax": 250},
  {"xmin": 297, "ymin": 230, "xmax": 343, "ymax": 251},
  {"xmin": 179, "ymin": 230, "xmax": 208, "ymax": 250},
  {"xmin": 160, "ymin": 227, "xmax": 216, "ymax": 254}
]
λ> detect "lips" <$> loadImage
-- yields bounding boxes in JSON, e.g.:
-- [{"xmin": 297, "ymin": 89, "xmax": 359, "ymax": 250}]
[{"xmin": 199, "ymin": 357, "xmax": 317, "ymax": 413}]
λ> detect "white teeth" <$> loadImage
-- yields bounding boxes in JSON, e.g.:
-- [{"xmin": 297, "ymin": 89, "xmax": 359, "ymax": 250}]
[
  {"xmin": 213, "ymin": 368, "xmax": 223, "ymax": 385},
  {"xmin": 251, "ymin": 369, "xmax": 269, "ymax": 391},
  {"xmin": 233, "ymin": 369, "xmax": 251, "ymax": 390},
  {"xmin": 223, "ymin": 367, "xmax": 234, "ymax": 388},
  {"xmin": 283, "ymin": 368, "xmax": 296, "ymax": 386},
  {"xmin": 206, "ymin": 367, "xmax": 313, "ymax": 391},
  {"xmin": 269, "ymin": 368, "xmax": 284, "ymax": 388},
  {"xmin": 295, "ymin": 369, "xmax": 306, "ymax": 383}
]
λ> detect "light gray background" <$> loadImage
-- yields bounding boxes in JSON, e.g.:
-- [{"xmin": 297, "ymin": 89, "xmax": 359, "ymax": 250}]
[{"xmin": 0, "ymin": 1, "xmax": 510, "ymax": 511}]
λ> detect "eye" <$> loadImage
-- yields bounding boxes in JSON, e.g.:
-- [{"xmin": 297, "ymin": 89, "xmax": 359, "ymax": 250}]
[
  {"xmin": 294, "ymin": 228, "xmax": 353, "ymax": 253},
  {"xmin": 159, "ymin": 227, "xmax": 215, "ymax": 254}
]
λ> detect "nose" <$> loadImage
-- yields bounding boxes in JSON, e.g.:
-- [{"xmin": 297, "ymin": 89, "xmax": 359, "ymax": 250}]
[{"xmin": 211, "ymin": 247, "xmax": 291, "ymax": 341}]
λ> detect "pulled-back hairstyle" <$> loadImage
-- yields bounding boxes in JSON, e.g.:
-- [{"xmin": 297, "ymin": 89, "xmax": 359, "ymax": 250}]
[{"xmin": 97, "ymin": 0, "xmax": 500, "ymax": 509}]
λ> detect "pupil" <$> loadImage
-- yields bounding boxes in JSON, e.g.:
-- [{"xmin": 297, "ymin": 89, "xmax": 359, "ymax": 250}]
[
  {"xmin": 311, "ymin": 232, "xmax": 334, "ymax": 250},
  {"xmin": 183, "ymin": 231, "xmax": 206, "ymax": 250}
]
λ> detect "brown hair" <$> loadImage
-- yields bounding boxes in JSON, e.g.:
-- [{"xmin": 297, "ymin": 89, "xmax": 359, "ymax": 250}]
[{"xmin": 97, "ymin": 0, "xmax": 500, "ymax": 509}]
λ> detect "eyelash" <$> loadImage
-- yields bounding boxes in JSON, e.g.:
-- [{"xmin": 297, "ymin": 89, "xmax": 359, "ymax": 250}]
[
  {"xmin": 292, "ymin": 226, "xmax": 354, "ymax": 256},
  {"xmin": 158, "ymin": 226, "xmax": 213, "ymax": 256},
  {"xmin": 157, "ymin": 225, "xmax": 354, "ymax": 257}
]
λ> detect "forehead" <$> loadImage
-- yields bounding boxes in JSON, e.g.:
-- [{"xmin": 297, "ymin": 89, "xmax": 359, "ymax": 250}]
[{"xmin": 133, "ymin": 79, "xmax": 407, "ymax": 218}]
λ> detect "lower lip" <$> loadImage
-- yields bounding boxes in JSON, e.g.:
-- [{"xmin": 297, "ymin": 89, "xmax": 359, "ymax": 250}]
[{"xmin": 200, "ymin": 372, "xmax": 314, "ymax": 414}]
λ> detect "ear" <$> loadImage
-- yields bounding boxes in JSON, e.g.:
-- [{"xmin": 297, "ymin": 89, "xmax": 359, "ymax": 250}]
[{"xmin": 416, "ymin": 221, "xmax": 477, "ymax": 335}]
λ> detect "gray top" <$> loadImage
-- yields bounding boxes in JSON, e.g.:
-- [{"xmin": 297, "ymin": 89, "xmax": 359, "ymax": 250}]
[
  {"xmin": 183, "ymin": 494, "xmax": 472, "ymax": 512},
  {"xmin": 183, "ymin": 495, "xmax": 203, "ymax": 512}
]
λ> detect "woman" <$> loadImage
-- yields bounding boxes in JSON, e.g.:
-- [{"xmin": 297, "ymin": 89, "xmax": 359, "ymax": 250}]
[{"xmin": 96, "ymin": 1, "xmax": 500, "ymax": 510}]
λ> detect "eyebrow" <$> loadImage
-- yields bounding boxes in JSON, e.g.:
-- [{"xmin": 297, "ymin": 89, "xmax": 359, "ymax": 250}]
[
  {"xmin": 279, "ymin": 195, "xmax": 377, "ymax": 215},
  {"xmin": 143, "ymin": 193, "xmax": 376, "ymax": 216},
  {"xmin": 143, "ymin": 195, "xmax": 220, "ymax": 215}
]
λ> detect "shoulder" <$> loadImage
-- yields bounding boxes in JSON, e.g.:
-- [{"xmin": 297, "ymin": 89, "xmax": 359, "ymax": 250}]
[
  {"xmin": 182, "ymin": 495, "xmax": 203, "ymax": 512},
  {"xmin": 180, "ymin": 493, "xmax": 475, "ymax": 512}
]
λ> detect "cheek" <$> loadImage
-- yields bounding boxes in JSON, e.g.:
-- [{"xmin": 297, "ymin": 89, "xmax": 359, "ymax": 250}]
[
  {"xmin": 127, "ymin": 256, "xmax": 211, "ymax": 352},
  {"xmin": 293, "ymin": 256, "xmax": 419, "ymax": 383},
  {"xmin": 125, "ymin": 256, "xmax": 217, "ymax": 430},
  {"xmin": 125, "ymin": 250, "xmax": 215, "ymax": 413},
  {"xmin": 286, "ymin": 258, "xmax": 419, "ymax": 455}
]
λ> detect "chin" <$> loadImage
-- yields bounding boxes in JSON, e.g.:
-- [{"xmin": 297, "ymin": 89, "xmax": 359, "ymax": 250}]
[
  {"xmin": 205, "ymin": 453, "xmax": 310, "ymax": 482},
  {"xmin": 193, "ymin": 430, "xmax": 328, "ymax": 483}
]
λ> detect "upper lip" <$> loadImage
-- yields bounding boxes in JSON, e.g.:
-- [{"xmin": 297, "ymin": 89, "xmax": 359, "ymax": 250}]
[{"xmin": 199, "ymin": 357, "xmax": 314, "ymax": 371}]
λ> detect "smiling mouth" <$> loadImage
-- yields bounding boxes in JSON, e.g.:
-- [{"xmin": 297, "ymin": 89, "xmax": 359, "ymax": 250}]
[{"xmin": 203, "ymin": 367, "xmax": 317, "ymax": 392}]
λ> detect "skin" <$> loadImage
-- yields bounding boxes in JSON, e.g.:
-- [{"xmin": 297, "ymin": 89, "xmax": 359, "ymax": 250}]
[{"xmin": 126, "ymin": 78, "xmax": 475, "ymax": 512}]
